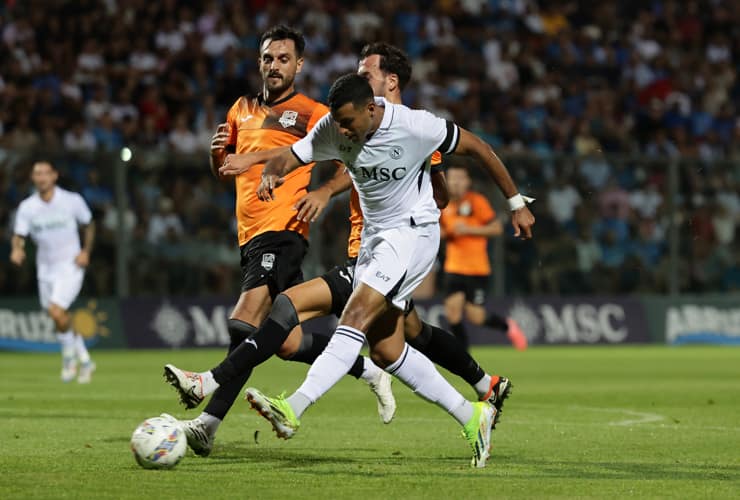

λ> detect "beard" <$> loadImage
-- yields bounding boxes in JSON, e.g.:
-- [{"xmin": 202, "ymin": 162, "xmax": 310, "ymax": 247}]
[{"xmin": 264, "ymin": 73, "xmax": 295, "ymax": 95}]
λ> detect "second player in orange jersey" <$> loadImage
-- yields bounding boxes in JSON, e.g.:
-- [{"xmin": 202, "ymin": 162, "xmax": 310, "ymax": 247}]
[{"xmin": 440, "ymin": 165, "xmax": 528, "ymax": 350}]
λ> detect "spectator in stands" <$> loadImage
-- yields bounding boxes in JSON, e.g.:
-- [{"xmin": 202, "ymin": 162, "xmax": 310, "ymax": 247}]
[
  {"xmin": 63, "ymin": 120, "xmax": 97, "ymax": 153},
  {"xmin": 147, "ymin": 197, "xmax": 184, "ymax": 245}
]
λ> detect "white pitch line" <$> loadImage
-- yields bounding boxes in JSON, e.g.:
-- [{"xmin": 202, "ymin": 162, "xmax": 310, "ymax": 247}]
[
  {"xmin": 510, "ymin": 403, "xmax": 668, "ymax": 427},
  {"xmin": 566, "ymin": 405, "xmax": 667, "ymax": 426}
]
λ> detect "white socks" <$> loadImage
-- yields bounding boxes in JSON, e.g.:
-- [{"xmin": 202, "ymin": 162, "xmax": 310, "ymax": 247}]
[
  {"xmin": 57, "ymin": 330, "xmax": 92, "ymax": 364},
  {"xmin": 198, "ymin": 412, "xmax": 222, "ymax": 435},
  {"xmin": 289, "ymin": 325, "xmax": 365, "ymax": 418},
  {"xmin": 74, "ymin": 334, "xmax": 91, "ymax": 364},
  {"xmin": 201, "ymin": 371, "xmax": 220, "ymax": 396},
  {"xmin": 284, "ymin": 328, "xmax": 474, "ymax": 427},
  {"xmin": 474, "ymin": 374, "xmax": 493, "ymax": 399},
  {"xmin": 386, "ymin": 344, "xmax": 473, "ymax": 426},
  {"xmin": 57, "ymin": 331, "xmax": 76, "ymax": 360},
  {"xmin": 358, "ymin": 356, "xmax": 383, "ymax": 383}
]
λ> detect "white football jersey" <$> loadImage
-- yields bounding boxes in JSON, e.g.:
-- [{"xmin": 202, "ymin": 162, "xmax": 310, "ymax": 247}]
[
  {"xmin": 291, "ymin": 97, "xmax": 460, "ymax": 234},
  {"xmin": 13, "ymin": 187, "xmax": 92, "ymax": 274}
]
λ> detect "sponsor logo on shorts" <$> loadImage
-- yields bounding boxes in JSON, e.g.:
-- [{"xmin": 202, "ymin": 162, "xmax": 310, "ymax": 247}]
[
  {"xmin": 375, "ymin": 271, "xmax": 391, "ymax": 282},
  {"xmin": 261, "ymin": 253, "xmax": 275, "ymax": 271}
]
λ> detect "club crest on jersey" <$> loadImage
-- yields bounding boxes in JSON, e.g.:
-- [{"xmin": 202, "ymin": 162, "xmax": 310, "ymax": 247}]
[
  {"xmin": 261, "ymin": 253, "xmax": 275, "ymax": 271},
  {"xmin": 279, "ymin": 110, "xmax": 298, "ymax": 128},
  {"xmin": 458, "ymin": 201, "xmax": 472, "ymax": 216},
  {"xmin": 389, "ymin": 145, "xmax": 404, "ymax": 160}
]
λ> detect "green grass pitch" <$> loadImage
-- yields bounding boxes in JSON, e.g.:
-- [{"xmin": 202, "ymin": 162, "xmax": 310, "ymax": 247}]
[{"xmin": 1, "ymin": 346, "xmax": 738, "ymax": 499}]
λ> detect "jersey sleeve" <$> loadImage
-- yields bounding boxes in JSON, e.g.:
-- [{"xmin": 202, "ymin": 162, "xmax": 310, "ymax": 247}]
[
  {"xmin": 290, "ymin": 112, "xmax": 339, "ymax": 164},
  {"xmin": 13, "ymin": 203, "xmax": 30, "ymax": 237},
  {"xmin": 414, "ymin": 110, "xmax": 461, "ymax": 157},
  {"xmin": 225, "ymin": 98, "xmax": 241, "ymax": 147},
  {"xmin": 74, "ymin": 193, "xmax": 93, "ymax": 225},
  {"xmin": 474, "ymin": 193, "xmax": 495, "ymax": 224}
]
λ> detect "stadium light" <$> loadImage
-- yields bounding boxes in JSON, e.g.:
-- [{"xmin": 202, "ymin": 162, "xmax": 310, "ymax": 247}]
[{"xmin": 120, "ymin": 147, "xmax": 133, "ymax": 162}]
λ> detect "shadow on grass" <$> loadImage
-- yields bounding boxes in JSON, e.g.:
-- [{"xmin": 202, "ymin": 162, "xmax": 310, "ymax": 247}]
[
  {"xmin": 193, "ymin": 444, "xmax": 740, "ymax": 481},
  {"xmin": 193, "ymin": 441, "xmax": 464, "ymax": 470},
  {"xmin": 487, "ymin": 455, "xmax": 740, "ymax": 481}
]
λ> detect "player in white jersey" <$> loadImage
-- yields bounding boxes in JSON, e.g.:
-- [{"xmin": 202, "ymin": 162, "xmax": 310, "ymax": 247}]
[
  {"xmin": 10, "ymin": 161, "xmax": 96, "ymax": 383},
  {"xmin": 242, "ymin": 74, "xmax": 534, "ymax": 467}
]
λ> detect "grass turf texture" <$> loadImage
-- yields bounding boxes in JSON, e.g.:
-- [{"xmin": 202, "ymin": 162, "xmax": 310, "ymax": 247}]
[{"xmin": 1, "ymin": 346, "xmax": 738, "ymax": 499}]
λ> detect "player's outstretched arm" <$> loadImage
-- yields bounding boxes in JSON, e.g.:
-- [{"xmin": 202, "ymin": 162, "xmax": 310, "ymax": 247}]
[
  {"xmin": 454, "ymin": 128, "xmax": 535, "ymax": 239},
  {"xmin": 257, "ymin": 148, "xmax": 304, "ymax": 201},
  {"xmin": 295, "ymin": 164, "xmax": 352, "ymax": 222},
  {"xmin": 218, "ymin": 146, "xmax": 291, "ymax": 177}
]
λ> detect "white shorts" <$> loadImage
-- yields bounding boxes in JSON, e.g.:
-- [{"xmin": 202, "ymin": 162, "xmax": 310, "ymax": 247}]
[
  {"xmin": 354, "ymin": 222, "xmax": 440, "ymax": 310},
  {"xmin": 38, "ymin": 262, "xmax": 85, "ymax": 310}
]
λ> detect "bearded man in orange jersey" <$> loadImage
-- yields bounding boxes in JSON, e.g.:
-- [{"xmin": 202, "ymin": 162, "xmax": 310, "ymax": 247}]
[{"xmin": 162, "ymin": 25, "xmax": 391, "ymax": 457}]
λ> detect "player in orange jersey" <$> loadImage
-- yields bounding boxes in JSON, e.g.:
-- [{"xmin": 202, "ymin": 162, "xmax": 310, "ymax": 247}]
[
  {"xmin": 163, "ymin": 25, "xmax": 389, "ymax": 457},
  {"xmin": 164, "ymin": 43, "xmax": 515, "ymax": 434},
  {"xmin": 440, "ymin": 165, "xmax": 528, "ymax": 350}
]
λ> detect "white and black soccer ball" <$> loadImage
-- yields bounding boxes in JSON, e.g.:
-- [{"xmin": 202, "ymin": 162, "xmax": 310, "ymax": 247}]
[{"xmin": 130, "ymin": 416, "xmax": 187, "ymax": 469}]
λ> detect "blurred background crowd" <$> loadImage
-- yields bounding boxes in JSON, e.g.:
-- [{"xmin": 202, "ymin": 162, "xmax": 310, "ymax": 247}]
[{"xmin": 0, "ymin": 0, "xmax": 738, "ymax": 297}]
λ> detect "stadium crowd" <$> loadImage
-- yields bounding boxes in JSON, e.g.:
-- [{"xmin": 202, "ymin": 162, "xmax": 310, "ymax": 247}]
[{"xmin": 0, "ymin": 0, "xmax": 738, "ymax": 296}]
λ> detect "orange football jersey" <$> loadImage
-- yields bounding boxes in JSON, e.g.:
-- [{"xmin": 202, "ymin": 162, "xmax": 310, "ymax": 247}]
[
  {"xmin": 225, "ymin": 92, "xmax": 329, "ymax": 246},
  {"xmin": 440, "ymin": 191, "xmax": 495, "ymax": 276}
]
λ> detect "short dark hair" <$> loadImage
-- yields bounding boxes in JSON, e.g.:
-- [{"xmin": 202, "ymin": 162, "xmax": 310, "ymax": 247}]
[
  {"xmin": 359, "ymin": 42, "xmax": 412, "ymax": 90},
  {"xmin": 328, "ymin": 73, "xmax": 374, "ymax": 112},
  {"xmin": 33, "ymin": 160, "xmax": 57, "ymax": 170},
  {"xmin": 259, "ymin": 25, "xmax": 305, "ymax": 57}
]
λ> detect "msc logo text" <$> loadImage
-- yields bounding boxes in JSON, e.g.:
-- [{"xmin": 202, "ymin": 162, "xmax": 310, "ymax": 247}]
[{"xmin": 353, "ymin": 166, "xmax": 407, "ymax": 181}]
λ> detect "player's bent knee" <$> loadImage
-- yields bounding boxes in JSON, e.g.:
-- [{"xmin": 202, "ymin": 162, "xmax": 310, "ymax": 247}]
[
  {"xmin": 48, "ymin": 306, "xmax": 69, "ymax": 328},
  {"xmin": 339, "ymin": 306, "xmax": 377, "ymax": 332},
  {"xmin": 268, "ymin": 293, "xmax": 299, "ymax": 331},
  {"xmin": 369, "ymin": 350, "xmax": 391, "ymax": 369},
  {"xmin": 369, "ymin": 342, "xmax": 405, "ymax": 369}
]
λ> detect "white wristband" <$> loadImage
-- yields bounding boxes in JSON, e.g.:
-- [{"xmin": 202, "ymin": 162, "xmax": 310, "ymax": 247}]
[
  {"xmin": 507, "ymin": 193, "xmax": 535, "ymax": 211},
  {"xmin": 507, "ymin": 193, "xmax": 525, "ymax": 211}
]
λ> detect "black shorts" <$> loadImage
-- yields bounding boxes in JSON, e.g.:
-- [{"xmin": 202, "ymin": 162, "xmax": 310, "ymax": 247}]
[
  {"xmin": 240, "ymin": 231, "xmax": 308, "ymax": 299},
  {"xmin": 320, "ymin": 257, "xmax": 356, "ymax": 317},
  {"xmin": 444, "ymin": 273, "xmax": 490, "ymax": 305}
]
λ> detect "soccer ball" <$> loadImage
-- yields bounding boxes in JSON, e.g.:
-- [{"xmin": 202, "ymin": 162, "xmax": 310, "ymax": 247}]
[{"xmin": 130, "ymin": 416, "xmax": 187, "ymax": 469}]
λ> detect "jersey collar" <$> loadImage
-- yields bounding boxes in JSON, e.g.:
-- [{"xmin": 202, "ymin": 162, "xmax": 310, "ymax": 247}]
[
  {"xmin": 374, "ymin": 97, "xmax": 394, "ymax": 131},
  {"xmin": 258, "ymin": 91, "xmax": 298, "ymax": 107}
]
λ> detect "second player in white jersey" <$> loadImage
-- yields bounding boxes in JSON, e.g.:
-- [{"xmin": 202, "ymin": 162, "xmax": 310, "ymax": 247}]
[
  {"xmin": 10, "ymin": 161, "xmax": 96, "ymax": 384},
  {"xmin": 291, "ymin": 97, "xmax": 459, "ymax": 234},
  {"xmin": 14, "ymin": 186, "xmax": 92, "ymax": 279}
]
